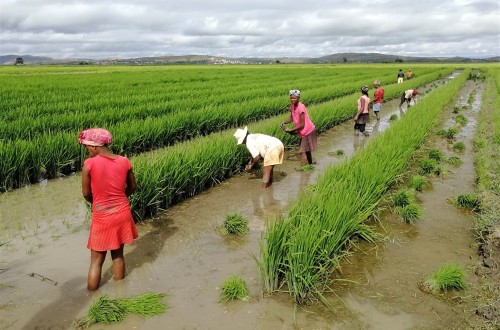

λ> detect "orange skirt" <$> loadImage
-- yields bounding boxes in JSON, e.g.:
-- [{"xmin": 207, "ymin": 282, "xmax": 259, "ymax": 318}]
[{"xmin": 87, "ymin": 206, "xmax": 138, "ymax": 251}]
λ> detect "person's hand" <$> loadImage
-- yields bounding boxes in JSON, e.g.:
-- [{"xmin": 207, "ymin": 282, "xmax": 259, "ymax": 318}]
[
  {"xmin": 353, "ymin": 116, "xmax": 358, "ymax": 122},
  {"xmin": 280, "ymin": 122, "xmax": 286, "ymax": 130},
  {"xmin": 245, "ymin": 164, "xmax": 252, "ymax": 172},
  {"xmin": 284, "ymin": 128, "xmax": 295, "ymax": 134}
]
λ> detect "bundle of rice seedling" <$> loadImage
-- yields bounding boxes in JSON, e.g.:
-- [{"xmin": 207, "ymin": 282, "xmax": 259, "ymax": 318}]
[
  {"xmin": 396, "ymin": 203, "xmax": 423, "ymax": 224},
  {"xmin": 392, "ymin": 190, "xmax": 414, "ymax": 207},
  {"xmin": 221, "ymin": 213, "xmax": 248, "ymax": 236},
  {"xmin": 428, "ymin": 149, "xmax": 445, "ymax": 162},
  {"xmin": 452, "ymin": 194, "xmax": 481, "ymax": 210},
  {"xmin": 452, "ymin": 142, "xmax": 466, "ymax": 151},
  {"xmin": 409, "ymin": 175, "xmax": 426, "ymax": 192},
  {"xmin": 220, "ymin": 275, "xmax": 250, "ymax": 303},
  {"xmin": 389, "ymin": 114, "xmax": 398, "ymax": 121},
  {"xmin": 420, "ymin": 158, "xmax": 437, "ymax": 175},
  {"xmin": 420, "ymin": 263, "xmax": 467, "ymax": 294},
  {"xmin": 74, "ymin": 293, "xmax": 166, "ymax": 329},
  {"xmin": 447, "ymin": 156, "xmax": 463, "ymax": 166}
]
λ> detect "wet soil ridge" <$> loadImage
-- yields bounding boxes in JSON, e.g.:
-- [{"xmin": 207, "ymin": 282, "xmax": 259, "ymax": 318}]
[
  {"xmin": 258, "ymin": 70, "xmax": 470, "ymax": 302},
  {"xmin": 128, "ymin": 70, "xmax": 452, "ymax": 220},
  {"xmin": 0, "ymin": 67, "xmax": 448, "ymax": 192},
  {"xmin": 473, "ymin": 68, "xmax": 500, "ymax": 324}
]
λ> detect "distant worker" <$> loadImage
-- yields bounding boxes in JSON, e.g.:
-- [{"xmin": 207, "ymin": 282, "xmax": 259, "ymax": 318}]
[
  {"xmin": 397, "ymin": 69, "xmax": 405, "ymax": 84},
  {"xmin": 234, "ymin": 126, "xmax": 284, "ymax": 189},
  {"xmin": 280, "ymin": 90, "xmax": 317, "ymax": 166},
  {"xmin": 407, "ymin": 69, "xmax": 413, "ymax": 80},
  {"xmin": 399, "ymin": 89, "xmax": 419, "ymax": 109},
  {"xmin": 372, "ymin": 80, "xmax": 384, "ymax": 121},
  {"xmin": 354, "ymin": 85, "xmax": 371, "ymax": 137}
]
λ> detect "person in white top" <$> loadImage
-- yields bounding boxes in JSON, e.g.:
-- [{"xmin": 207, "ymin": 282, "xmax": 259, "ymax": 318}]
[
  {"xmin": 399, "ymin": 89, "xmax": 419, "ymax": 109},
  {"xmin": 234, "ymin": 126, "xmax": 284, "ymax": 188}
]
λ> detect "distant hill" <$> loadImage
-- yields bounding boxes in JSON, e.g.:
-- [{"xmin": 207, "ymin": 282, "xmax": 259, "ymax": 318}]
[{"xmin": 1, "ymin": 53, "xmax": 498, "ymax": 66}]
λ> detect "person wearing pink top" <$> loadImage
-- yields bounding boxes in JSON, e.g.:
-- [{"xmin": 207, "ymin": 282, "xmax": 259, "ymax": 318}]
[
  {"xmin": 280, "ymin": 89, "xmax": 317, "ymax": 165},
  {"xmin": 372, "ymin": 80, "xmax": 384, "ymax": 121},
  {"xmin": 78, "ymin": 128, "xmax": 138, "ymax": 291},
  {"xmin": 354, "ymin": 85, "xmax": 371, "ymax": 137}
]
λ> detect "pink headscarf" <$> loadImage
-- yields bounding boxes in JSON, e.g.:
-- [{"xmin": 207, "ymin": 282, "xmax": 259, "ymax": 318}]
[{"xmin": 78, "ymin": 128, "xmax": 112, "ymax": 147}]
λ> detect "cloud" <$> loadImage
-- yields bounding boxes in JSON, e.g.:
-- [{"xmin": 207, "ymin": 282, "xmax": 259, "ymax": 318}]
[{"xmin": 1, "ymin": 0, "xmax": 498, "ymax": 59}]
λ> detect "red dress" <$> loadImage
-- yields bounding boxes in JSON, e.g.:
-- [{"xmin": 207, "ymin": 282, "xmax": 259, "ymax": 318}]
[{"xmin": 84, "ymin": 155, "xmax": 138, "ymax": 251}]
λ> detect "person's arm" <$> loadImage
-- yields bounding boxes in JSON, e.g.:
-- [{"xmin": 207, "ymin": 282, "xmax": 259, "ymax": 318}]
[
  {"xmin": 354, "ymin": 98, "xmax": 363, "ymax": 121},
  {"xmin": 286, "ymin": 113, "xmax": 305, "ymax": 133},
  {"xmin": 125, "ymin": 168, "xmax": 137, "ymax": 196},
  {"xmin": 245, "ymin": 155, "xmax": 261, "ymax": 171},
  {"xmin": 81, "ymin": 165, "xmax": 93, "ymax": 203},
  {"xmin": 280, "ymin": 114, "xmax": 293, "ymax": 129}
]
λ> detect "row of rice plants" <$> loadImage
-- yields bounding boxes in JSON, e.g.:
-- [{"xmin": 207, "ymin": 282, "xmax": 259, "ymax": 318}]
[
  {"xmin": 257, "ymin": 70, "xmax": 469, "ymax": 303},
  {"xmin": 0, "ymin": 67, "xmax": 408, "ymax": 140},
  {"xmin": 126, "ymin": 69, "xmax": 453, "ymax": 219},
  {"xmin": 0, "ymin": 68, "xmax": 451, "ymax": 191}
]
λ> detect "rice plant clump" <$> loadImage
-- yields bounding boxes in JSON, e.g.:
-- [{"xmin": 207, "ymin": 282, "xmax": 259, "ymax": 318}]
[
  {"xmin": 452, "ymin": 142, "xmax": 466, "ymax": 151},
  {"xmin": 452, "ymin": 106, "xmax": 460, "ymax": 114},
  {"xmin": 75, "ymin": 293, "xmax": 166, "ymax": 329},
  {"xmin": 452, "ymin": 194, "xmax": 481, "ymax": 210},
  {"xmin": 447, "ymin": 156, "xmax": 463, "ymax": 166},
  {"xmin": 335, "ymin": 149, "xmax": 345, "ymax": 156},
  {"xmin": 437, "ymin": 127, "xmax": 459, "ymax": 139},
  {"xmin": 220, "ymin": 275, "xmax": 250, "ymax": 303},
  {"xmin": 428, "ymin": 149, "xmax": 445, "ymax": 162},
  {"xmin": 298, "ymin": 164, "xmax": 315, "ymax": 172},
  {"xmin": 221, "ymin": 214, "xmax": 249, "ymax": 236},
  {"xmin": 389, "ymin": 114, "xmax": 398, "ymax": 121},
  {"xmin": 409, "ymin": 175, "xmax": 426, "ymax": 192},
  {"xmin": 420, "ymin": 159, "xmax": 437, "ymax": 175},
  {"xmin": 433, "ymin": 165, "xmax": 448, "ymax": 176},
  {"xmin": 396, "ymin": 203, "xmax": 423, "ymax": 224},
  {"xmin": 454, "ymin": 114, "xmax": 467, "ymax": 126},
  {"xmin": 421, "ymin": 263, "xmax": 467, "ymax": 294},
  {"xmin": 392, "ymin": 190, "xmax": 414, "ymax": 207}
]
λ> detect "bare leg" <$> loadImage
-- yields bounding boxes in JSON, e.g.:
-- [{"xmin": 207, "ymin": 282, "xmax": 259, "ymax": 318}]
[
  {"xmin": 110, "ymin": 245, "xmax": 125, "ymax": 281},
  {"xmin": 88, "ymin": 250, "xmax": 107, "ymax": 291},
  {"xmin": 299, "ymin": 152, "xmax": 308, "ymax": 165},
  {"xmin": 262, "ymin": 165, "xmax": 273, "ymax": 188},
  {"xmin": 306, "ymin": 151, "xmax": 313, "ymax": 164}
]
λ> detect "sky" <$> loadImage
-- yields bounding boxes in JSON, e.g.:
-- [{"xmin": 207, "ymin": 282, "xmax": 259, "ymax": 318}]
[{"xmin": 1, "ymin": 0, "xmax": 499, "ymax": 60}]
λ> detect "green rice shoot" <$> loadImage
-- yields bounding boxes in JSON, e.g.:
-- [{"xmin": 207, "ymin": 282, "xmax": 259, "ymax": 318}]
[
  {"xmin": 437, "ymin": 127, "xmax": 459, "ymax": 139},
  {"xmin": 220, "ymin": 275, "xmax": 250, "ymax": 303},
  {"xmin": 409, "ymin": 175, "xmax": 426, "ymax": 192},
  {"xmin": 392, "ymin": 190, "xmax": 414, "ymax": 207},
  {"xmin": 454, "ymin": 114, "xmax": 467, "ymax": 126},
  {"xmin": 428, "ymin": 149, "xmax": 445, "ymax": 162},
  {"xmin": 433, "ymin": 165, "xmax": 448, "ymax": 176},
  {"xmin": 221, "ymin": 213, "xmax": 249, "ymax": 236},
  {"xmin": 298, "ymin": 164, "xmax": 315, "ymax": 171},
  {"xmin": 452, "ymin": 106, "xmax": 460, "ymax": 114},
  {"xmin": 396, "ymin": 203, "xmax": 422, "ymax": 224},
  {"xmin": 447, "ymin": 156, "xmax": 463, "ymax": 166},
  {"xmin": 420, "ymin": 158, "xmax": 438, "ymax": 175},
  {"xmin": 422, "ymin": 263, "xmax": 467, "ymax": 293},
  {"xmin": 74, "ymin": 293, "xmax": 166, "ymax": 329},
  {"xmin": 389, "ymin": 114, "xmax": 398, "ymax": 120},
  {"xmin": 452, "ymin": 194, "xmax": 481, "ymax": 210},
  {"xmin": 452, "ymin": 142, "xmax": 466, "ymax": 151}
]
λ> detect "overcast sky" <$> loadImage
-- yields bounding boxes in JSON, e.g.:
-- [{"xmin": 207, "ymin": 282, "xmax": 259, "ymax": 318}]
[{"xmin": 1, "ymin": 0, "xmax": 499, "ymax": 59}]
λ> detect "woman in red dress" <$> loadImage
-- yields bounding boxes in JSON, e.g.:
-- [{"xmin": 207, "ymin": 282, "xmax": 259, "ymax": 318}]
[{"xmin": 78, "ymin": 128, "xmax": 138, "ymax": 291}]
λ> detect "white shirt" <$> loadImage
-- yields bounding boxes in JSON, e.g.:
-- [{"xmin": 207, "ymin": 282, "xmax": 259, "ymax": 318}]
[
  {"xmin": 246, "ymin": 134, "xmax": 283, "ymax": 158},
  {"xmin": 404, "ymin": 90, "xmax": 415, "ymax": 99}
]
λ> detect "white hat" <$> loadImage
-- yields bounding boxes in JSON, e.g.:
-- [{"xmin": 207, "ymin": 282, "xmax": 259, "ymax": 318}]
[{"xmin": 233, "ymin": 126, "xmax": 248, "ymax": 145}]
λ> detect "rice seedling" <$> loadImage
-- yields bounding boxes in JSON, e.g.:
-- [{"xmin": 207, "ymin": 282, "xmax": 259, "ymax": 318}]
[
  {"xmin": 420, "ymin": 263, "xmax": 467, "ymax": 294},
  {"xmin": 297, "ymin": 164, "xmax": 315, "ymax": 171},
  {"xmin": 419, "ymin": 158, "xmax": 437, "ymax": 175},
  {"xmin": 428, "ymin": 149, "xmax": 445, "ymax": 162},
  {"xmin": 452, "ymin": 142, "xmax": 466, "ymax": 151},
  {"xmin": 395, "ymin": 203, "xmax": 423, "ymax": 224},
  {"xmin": 219, "ymin": 275, "xmax": 250, "ymax": 303},
  {"xmin": 389, "ymin": 114, "xmax": 398, "ymax": 120},
  {"xmin": 454, "ymin": 114, "xmax": 467, "ymax": 126},
  {"xmin": 75, "ymin": 293, "xmax": 166, "ymax": 329},
  {"xmin": 335, "ymin": 149, "xmax": 345, "ymax": 156},
  {"xmin": 447, "ymin": 156, "xmax": 463, "ymax": 166},
  {"xmin": 452, "ymin": 106, "xmax": 460, "ymax": 114},
  {"xmin": 409, "ymin": 175, "xmax": 426, "ymax": 192},
  {"xmin": 452, "ymin": 194, "xmax": 481, "ymax": 210},
  {"xmin": 392, "ymin": 189, "xmax": 414, "ymax": 207},
  {"xmin": 433, "ymin": 165, "xmax": 448, "ymax": 176},
  {"xmin": 221, "ymin": 213, "xmax": 248, "ymax": 236},
  {"xmin": 437, "ymin": 127, "xmax": 459, "ymax": 139},
  {"xmin": 461, "ymin": 105, "xmax": 468, "ymax": 110}
]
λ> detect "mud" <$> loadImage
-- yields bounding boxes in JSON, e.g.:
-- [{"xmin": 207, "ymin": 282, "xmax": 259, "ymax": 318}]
[{"xmin": 0, "ymin": 73, "xmax": 490, "ymax": 329}]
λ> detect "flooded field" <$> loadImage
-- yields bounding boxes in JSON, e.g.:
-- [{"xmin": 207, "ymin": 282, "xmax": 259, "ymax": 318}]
[{"xmin": 0, "ymin": 75, "xmax": 489, "ymax": 329}]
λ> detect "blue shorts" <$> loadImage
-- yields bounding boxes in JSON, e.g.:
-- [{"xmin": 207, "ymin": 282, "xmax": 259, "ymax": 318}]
[{"xmin": 373, "ymin": 103, "xmax": 382, "ymax": 112}]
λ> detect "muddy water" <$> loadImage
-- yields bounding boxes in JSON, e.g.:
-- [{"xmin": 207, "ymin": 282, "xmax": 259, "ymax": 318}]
[{"xmin": 0, "ymin": 74, "xmax": 482, "ymax": 330}]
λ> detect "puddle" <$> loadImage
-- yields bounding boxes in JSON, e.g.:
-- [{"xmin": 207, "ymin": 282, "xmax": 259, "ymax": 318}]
[{"xmin": 0, "ymin": 74, "xmax": 484, "ymax": 329}]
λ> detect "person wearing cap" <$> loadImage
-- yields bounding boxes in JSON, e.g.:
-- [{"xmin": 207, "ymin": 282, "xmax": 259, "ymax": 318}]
[
  {"xmin": 399, "ymin": 89, "xmax": 419, "ymax": 109},
  {"xmin": 234, "ymin": 126, "xmax": 284, "ymax": 188},
  {"xmin": 372, "ymin": 80, "xmax": 384, "ymax": 121},
  {"xmin": 78, "ymin": 128, "xmax": 137, "ymax": 291},
  {"xmin": 280, "ymin": 89, "xmax": 317, "ymax": 166},
  {"xmin": 397, "ymin": 69, "xmax": 405, "ymax": 84},
  {"xmin": 354, "ymin": 85, "xmax": 371, "ymax": 136}
]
